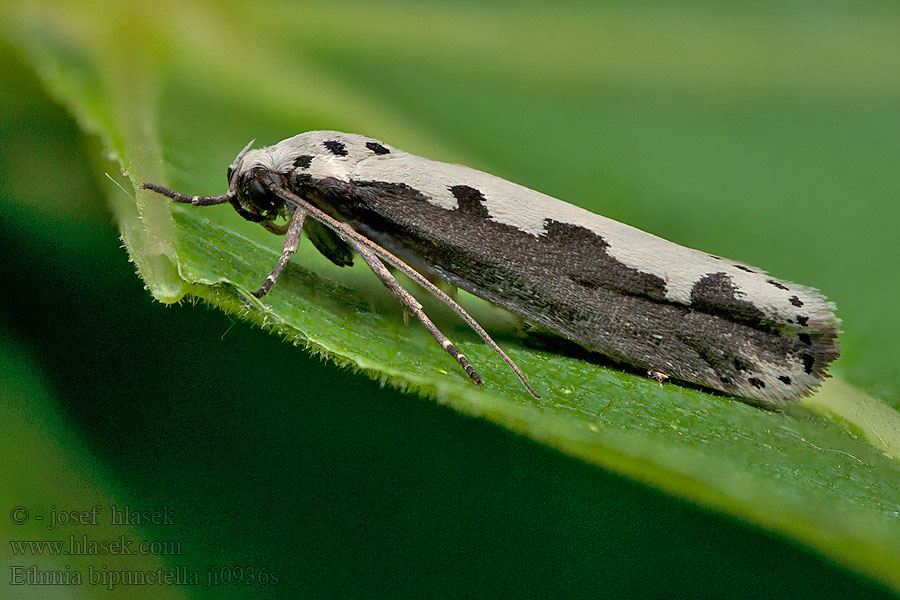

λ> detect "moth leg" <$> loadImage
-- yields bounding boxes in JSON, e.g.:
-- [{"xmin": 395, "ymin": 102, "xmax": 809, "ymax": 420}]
[
  {"xmin": 140, "ymin": 182, "xmax": 230, "ymax": 206},
  {"xmin": 140, "ymin": 183, "xmax": 268, "ymax": 225},
  {"xmin": 252, "ymin": 209, "xmax": 306, "ymax": 299},
  {"xmin": 356, "ymin": 242, "xmax": 538, "ymax": 396},
  {"xmin": 345, "ymin": 237, "xmax": 483, "ymax": 387},
  {"xmin": 423, "ymin": 273, "xmax": 457, "ymax": 301},
  {"xmin": 363, "ymin": 248, "xmax": 539, "ymax": 397}
]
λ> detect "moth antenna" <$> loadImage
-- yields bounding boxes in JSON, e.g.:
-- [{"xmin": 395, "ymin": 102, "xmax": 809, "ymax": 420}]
[
  {"xmin": 266, "ymin": 181, "xmax": 541, "ymax": 398},
  {"xmin": 253, "ymin": 209, "xmax": 306, "ymax": 298},
  {"xmin": 141, "ymin": 182, "xmax": 232, "ymax": 206}
]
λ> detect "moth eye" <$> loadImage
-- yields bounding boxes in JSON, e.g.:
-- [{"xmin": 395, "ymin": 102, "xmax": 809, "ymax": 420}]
[
  {"xmin": 248, "ymin": 178, "xmax": 267, "ymax": 202},
  {"xmin": 241, "ymin": 174, "xmax": 280, "ymax": 212},
  {"xmin": 227, "ymin": 165, "xmax": 235, "ymax": 182}
]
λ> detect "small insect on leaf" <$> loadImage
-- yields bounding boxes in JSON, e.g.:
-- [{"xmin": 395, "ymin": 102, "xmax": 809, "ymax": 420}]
[{"xmin": 142, "ymin": 131, "xmax": 840, "ymax": 407}]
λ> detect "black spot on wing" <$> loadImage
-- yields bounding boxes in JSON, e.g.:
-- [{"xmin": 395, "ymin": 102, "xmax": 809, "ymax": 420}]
[
  {"xmin": 767, "ymin": 279, "xmax": 789, "ymax": 291},
  {"xmin": 778, "ymin": 375, "xmax": 792, "ymax": 385},
  {"xmin": 293, "ymin": 155, "xmax": 313, "ymax": 169},
  {"xmin": 796, "ymin": 315, "xmax": 809, "ymax": 326},
  {"xmin": 733, "ymin": 264, "xmax": 755, "ymax": 273},
  {"xmin": 801, "ymin": 353, "xmax": 815, "ymax": 374},
  {"xmin": 366, "ymin": 141, "xmax": 390, "ymax": 155},
  {"xmin": 449, "ymin": 185, "xmax": 490, "ymax": 219},
  {"xmin": 709, "ymin": 255, "xmax": 723, "ymax": 260},
  {"xmin": 798, "ymin": 333, "xmax": 812, "ymax": 345},
  {"xmin": 690, "ymin": 273, "xmax": 771, "ymax": 331},
  {"xmin": 748, "ymin": 377, "xmax": 766, "ymax": 389},
  {"xmin": 323, "ymin": 140, "xmax": 348, "ymax": 156},
  {"xmin": 789, "ymin": 295, "xmax": 804, "ymax": 307}
]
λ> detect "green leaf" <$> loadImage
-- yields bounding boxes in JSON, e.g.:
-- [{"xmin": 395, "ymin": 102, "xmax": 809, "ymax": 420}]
[
  {"xmin": 0, "ymin": 336, "xmax": 191, "ymax": 600},
  {"xmin": 5, "ymin": 0, "xmax": 900, "ymax": 592}
]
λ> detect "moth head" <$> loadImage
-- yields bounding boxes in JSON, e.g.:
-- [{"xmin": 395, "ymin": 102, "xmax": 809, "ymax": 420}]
[{"xmin": 226, "ymin": 139, "xmax": 294, "ymax": 221}]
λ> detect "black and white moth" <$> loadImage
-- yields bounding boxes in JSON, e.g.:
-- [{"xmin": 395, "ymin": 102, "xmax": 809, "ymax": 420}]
[{"xmin": 142, "ymin": 130, "xmax": 840, "ymax": 407}]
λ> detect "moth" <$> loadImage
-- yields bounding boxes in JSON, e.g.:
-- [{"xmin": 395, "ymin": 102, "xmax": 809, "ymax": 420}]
[{"xmin": 142, "ymin": 130, "xmax": 840, "ymax": 407}]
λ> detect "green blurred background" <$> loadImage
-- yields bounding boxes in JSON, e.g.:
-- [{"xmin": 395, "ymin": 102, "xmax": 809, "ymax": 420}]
[{"xmin": 2, "ymin": 1, "xmax": 900, "ymax": 598}]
